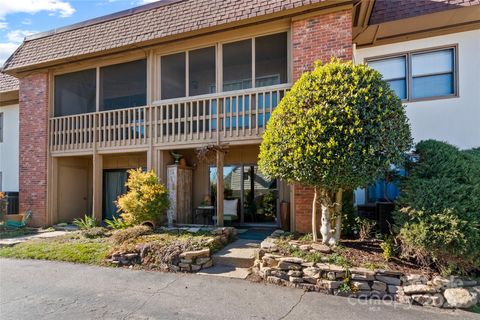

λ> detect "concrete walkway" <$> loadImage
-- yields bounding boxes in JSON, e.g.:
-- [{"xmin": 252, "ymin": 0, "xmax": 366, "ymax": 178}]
[
  {"xmin": 0, "ymin": 231, "xmax": 67, "ymax": 247},
  {"xmin": 1, "ymin": 259, "xmax": 478, "ymax": 320}
]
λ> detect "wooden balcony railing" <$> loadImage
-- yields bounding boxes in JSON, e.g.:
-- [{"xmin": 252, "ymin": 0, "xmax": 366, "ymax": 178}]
[{"xmin": 49, "ymin": 84, "xmax": 290, "ymax": 154}]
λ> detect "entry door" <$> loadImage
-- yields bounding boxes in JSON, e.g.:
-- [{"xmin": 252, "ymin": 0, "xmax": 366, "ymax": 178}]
[{"xmin": 103, "ymin": 170, "xmax": 128, "ymax": 220}]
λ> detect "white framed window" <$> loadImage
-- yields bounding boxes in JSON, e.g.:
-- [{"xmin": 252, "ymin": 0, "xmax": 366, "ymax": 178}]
[{"xmin": 367, "ymin": 46, "xmax": 457, "ymax": 102}]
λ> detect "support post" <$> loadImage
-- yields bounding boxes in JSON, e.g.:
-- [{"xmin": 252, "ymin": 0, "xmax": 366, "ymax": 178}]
[
  {"xmin": 92, "ymin": 153, "xmax": 103, "ymax": 222},
  {"xmin": 216, "ymin": 150, "xmax": 224, "ymax": 227},
  {"xmin": 153, "ymin": 149, "xmax": 172, "ymax": 183}
]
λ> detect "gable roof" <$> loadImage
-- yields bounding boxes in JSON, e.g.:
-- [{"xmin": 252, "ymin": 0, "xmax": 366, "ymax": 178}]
[
  {"xmin": 0, "ymin": 73, "xmax": 19, "ymax": 93},
  {"xmin": 369, "ymin": 0, "xmax": 480, "ymax": 25},
  {"xmin": 2, "ymin": 0, "xmax": 329, "ymax": 73}
]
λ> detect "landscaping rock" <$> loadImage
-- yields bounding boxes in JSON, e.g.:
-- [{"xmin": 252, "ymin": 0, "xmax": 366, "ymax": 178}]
[
  {"xmin": 388, "ymin": 285, "xmax": 402, "ymax": 294},
  {"xmin": 403, "ymin": 284, "xmax": 436, "ymax": 295},
  {"xmin": 371, "ymin": 281, "xmax": 387, "ymax": 292},
  {"xmin": 303, "ymin": 276, "xmax": 318, "ymax": 284},
  {"xmin": 267, "ymin": 276, "xmax": 286, "ymax": 286},
  {"xmin": 311, "ymin": 243, "xmax": 332, "ymax": 253},
  {"xmin": 277, "ymin": 261, "xmax": 302, "ymax": 271},
  {"xmin": 350, "ymin": 267, "xmax": 375, "ymax": 281},
  {"xmin": 289, "ymin": 276, "xmax": 303, "ymax": 283},
  {"xmin": 443, "ymin": 288, "xmax": 478, "ymax": 308},
  {"xmin": 412, "ymin": 294, "xmax": 445, "ymax": 307},
  {"xmin": 180, "ymin": 248, "xmax": 210, "ymax": 259},
  {"xmin": 402, "ymin": 274, "xmax": 428, "ymax": 285},
  {"xmin": 260, "ymin": 237, "xmax": 278, "ymax": 251},
  {"xmin": 180, "ymin": 258, "xmax": 194, "ymax": 264},
  {"xmin": 196, "ymin": 257, "xmax": 211, "ymax": 265},
  {"xmin": 318, "ymin": 279, "xmax": 342, "ymax": 290},
  {"xmin": 202, "ymin": 260, "xmax": 213, "ymax": 269},
  {"xmin": 279, "ymin": 257, "xmax": 304, "ymax": 264},
  {"xmin": 376, "ymin": 275, "xmax": 401, "ymax": 286},
  {"xmin": 299, "ymin": 244, "xmax": 311, "ymax": 251},
  {"xmin": 303, "ymin": 267, "xmax": 320, "ymax": 278},
  {"xmin": 288, "ymin": 270, "xmax": 303, "ymax": 277},
  {"xmin": 352, "ymin": 281, "xmax": 371, "ymax": 291},
  {"xmin": 270, "ymin": 270, "xmax": 289, "ymax": 281},
  {"xmin": 191, "ymin": 264, "xmax": 202, "ymax": 272}
]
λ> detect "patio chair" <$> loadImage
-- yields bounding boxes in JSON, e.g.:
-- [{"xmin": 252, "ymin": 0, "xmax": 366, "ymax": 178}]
[
  {"xmin": 5, "ymin": 210, "xmax": 31, "ymax": 229},
  {"xmin": 212, "ymin": 199, "xmax": 239, "ymax": 226}
]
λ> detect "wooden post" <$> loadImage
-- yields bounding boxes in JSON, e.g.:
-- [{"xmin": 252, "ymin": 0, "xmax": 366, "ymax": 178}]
[
  {"xmin": 216, "ymin": 150, "xmax": 224, "ymax": 227},
  {"xmin": 153, "ymin": 149, "xmax": 172, "ymax": 183},
  {"xmin": 92, "ymin": 153, "xmax": 103, "ymax": 222}
]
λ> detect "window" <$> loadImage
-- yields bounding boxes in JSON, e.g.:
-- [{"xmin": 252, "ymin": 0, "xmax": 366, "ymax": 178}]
[
  {"xmin": 255, "ymin": 33, "xmax": 288, "ymax": 88},
  {"xmin": 189, "ymin": 47, "xmax": 216, "ymax": 96},
  {"xmin": 223, "ymin": 39, "xmax": 252, "ymax": 91},
  {"xmin": 367, "ymin": 46, "xmax": 457, "ymax": 101},
  {"xmin": 54, "ymin": 69, "xmax": 96, "ymax": 116},
  {"xmin": 368, "ymin": 56, "xmax": 407, "ymax": 100},
  {"xmin": 161, "ymin": 52, "xmax": 186, "ymax": 100},
  {"xmin": 411, "ymin": 49, "xmax": 455, "ymax": 99},
  {"xmin": 0, "ymin": 112, "xmax": 3, "ymax": 142},
  {"xmin": 100, "ymin": 59, "xmax": 147, "ymax": 111},
  {"xmin": 222, "ymin": 32, "xmax": 288, "ymax": 92}
]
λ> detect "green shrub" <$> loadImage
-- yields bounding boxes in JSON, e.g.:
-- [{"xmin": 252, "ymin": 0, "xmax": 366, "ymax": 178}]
[
  {"xmin": 380, "ymin": 236, "xmax": 395, "ymax": 261},
  {"xmin": 73, "ymin": 215, "xmax": 98, "ymax": 230},
  {"xmin": 394, "ymin": 140, "xmax": 480, "ymax": 274},
  {"xmin": 81, "ymin": 227, "xmax": 109, "ymax": 239},
  {"xmin": 105, "ymin": 216, "xmax": 132, "ymax": 230},
  {"xmin": 111, "ymin": 225, "xmax": 153, "ymax": 245},
  {"xmin": 116, "ymin": 169, "xmax": 170, "ymax": 225}
]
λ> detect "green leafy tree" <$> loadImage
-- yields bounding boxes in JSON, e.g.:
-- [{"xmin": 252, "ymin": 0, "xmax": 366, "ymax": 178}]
[
  {"xmin": 259, "ymin": 59, "xmax": 412, "ymax": 244},
  {"xmin": 116, "ymin": 169, "xmax": 170, "ymax": 225}
]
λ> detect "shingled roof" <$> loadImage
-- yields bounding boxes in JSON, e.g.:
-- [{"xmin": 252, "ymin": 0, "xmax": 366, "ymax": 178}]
[
  {"xmin": 2, "ymin": 0, "xmax": 327, "ymax": 73},
  {"xmin": 0, "ymin": 73, "xmax": 19, "ymax": 93},
  {"xmin": 369, "ymin": 0, "xmax": 480, "ymax": 25}
]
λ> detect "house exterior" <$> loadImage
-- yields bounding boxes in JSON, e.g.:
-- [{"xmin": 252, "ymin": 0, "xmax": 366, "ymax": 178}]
[
  {"xmin": 1, "ymin": 0, "xmax": 479, "ymax": 230},
  {"xmin": 0, "ymin": 73, "xmax": 19, "ymax": 193}
]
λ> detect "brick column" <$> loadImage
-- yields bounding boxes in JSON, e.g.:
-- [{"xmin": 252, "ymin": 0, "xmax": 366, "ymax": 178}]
[
  {"xmin": 291, "ymin": 9, "xmax": 352, "ymax": 233},
  {"xmin": 19, "ymin": 73, "xmax": 49, "ymax": 226}
]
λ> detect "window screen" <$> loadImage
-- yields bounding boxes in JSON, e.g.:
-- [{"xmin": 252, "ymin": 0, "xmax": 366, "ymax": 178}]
[
  {"xmin": 411, "ymin": 49, "xmax": 454, "ymax": 99},
  {"xmin": 223, "ymin": 39, "xmax": 252, "ymax": 92},
  {"xmin": 369, "ymin": 56, "xmax": 407, "ymax": 100},
  {"xmin": 100, "ymin": 59, "xmax": 147, "ymax": 111},
  {"xmin": 161, "ymin": 52, "xmax": 186, "ymax": 100},
  {"xmin": 255, "ymin": 33, "xmax": 288, "ymax": 88},
  {"xmin": 54, "ymin": 69, "xmax": 96, "ymax": 116},
  {"xmin": 189, "ymin": 47, "xmax": 216, "ymax": 96}
]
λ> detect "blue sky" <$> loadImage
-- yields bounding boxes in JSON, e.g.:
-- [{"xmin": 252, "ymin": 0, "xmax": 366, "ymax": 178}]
[{"xmin": 0, "ymin": 0, "xmax": 159, "ymax": 65}]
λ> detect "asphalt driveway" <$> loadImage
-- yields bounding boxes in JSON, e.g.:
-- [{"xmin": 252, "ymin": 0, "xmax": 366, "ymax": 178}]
[{"xmin": 0, "ymin": 259, "xmax": 478, "ymax": 320}]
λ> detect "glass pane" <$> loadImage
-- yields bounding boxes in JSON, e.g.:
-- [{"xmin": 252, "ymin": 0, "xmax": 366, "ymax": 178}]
[
  {"xmin": 412, "ymin": 49, "xmax": 453, "ymax": 76},
  {"xmin": 189, "ymin": 47, "xmax": 216, "ymax": 96},
  {"xmin": 100, "ymin": 59, "xmax": 146, "ymax": 111},
  {"xmin": 386, "ymin": 79, "xmax": 406, "ymax": 100},
  {"xmin": 412, "ymin": 73, "xmax": 454, "ymax": 99},
  {"xmin": 369, "ymin": 56, "xmax": 406, "ymax": 80},
  {"xmin": 54, "ymin": 69, "xmax": 96, "ymax": 116},
  {"xmin": 161, "ymin": 52, "xmax": 186, "ymax": 99},
  {"xmin": 255, "ymin": 32, "xmax": 287, "ymax": 87},
  {"xmin": 223, "ymin": 39, "xmax": 252, "ymax": 92},
  {"xmin": 243, "ymin": 165, "xmax": 277, "ymax": 223}
]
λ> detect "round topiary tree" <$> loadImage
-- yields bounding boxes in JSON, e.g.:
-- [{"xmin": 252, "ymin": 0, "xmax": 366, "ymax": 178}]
[{"xmin": 259, "ymin": 59, "xmax": 412, "ymax": 244}]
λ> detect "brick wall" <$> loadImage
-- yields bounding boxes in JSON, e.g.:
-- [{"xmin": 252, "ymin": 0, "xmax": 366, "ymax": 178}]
[
  {"xmin": 19, "ymin": 73, "xmax": 49, "ymax": 226},
  {"xmin": 291, "ymin": 9, "xmax": 352, "ymax": 233}
]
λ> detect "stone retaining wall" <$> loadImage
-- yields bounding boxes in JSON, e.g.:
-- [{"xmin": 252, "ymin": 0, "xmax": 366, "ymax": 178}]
[
  {"xmin": 253, "ymin": 232, "xmax": 479, "ymax": 310},
  {"xmin": 107, "ymin": 227, "xmax": 236, "ymax": 273}
]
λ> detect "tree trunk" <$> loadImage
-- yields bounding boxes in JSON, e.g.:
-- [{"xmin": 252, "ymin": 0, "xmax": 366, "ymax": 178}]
[
  {"xmin": 312, "ymin": 187, "xmax": 318, "ymax": 242},
  {"xmin": 331, "ymin": 189, "xmax": 343, "ymax": 245},
  {"xmin": 319, "ymin": 189, "xmax": 331, "ymax": 244}
]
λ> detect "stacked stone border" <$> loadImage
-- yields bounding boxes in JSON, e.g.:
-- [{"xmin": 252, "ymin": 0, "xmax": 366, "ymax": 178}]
[
  {"xmin": 253, "ymin": 230, "xmax": 480, "ymax": 310},
  {"xmin": 106, "ymin": 227, "xmax": 236, "ymax": 273}
]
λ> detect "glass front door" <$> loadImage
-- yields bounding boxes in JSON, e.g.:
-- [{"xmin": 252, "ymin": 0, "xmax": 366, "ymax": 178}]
[
  {"xmin": 103, "ymin": 170, "xmax": 128, "ymax": 220},
  {"xmin": 209, "ymin": 164, "xmax": 278, "ymax": 225}
]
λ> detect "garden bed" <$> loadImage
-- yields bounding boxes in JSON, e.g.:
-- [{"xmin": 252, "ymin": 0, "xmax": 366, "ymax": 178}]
[
  {"xmin": 0, "ymin": 226, "xmax": 236, "ymax": 272},
  {"xmin": 252, "ymin": 230, "xmax": 480, "ymax": 310}
]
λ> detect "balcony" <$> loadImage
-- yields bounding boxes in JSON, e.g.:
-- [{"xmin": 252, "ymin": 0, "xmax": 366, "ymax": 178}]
[{"xmin": 49, "ymin": 84, "xmax": 290, "ymax": 154}]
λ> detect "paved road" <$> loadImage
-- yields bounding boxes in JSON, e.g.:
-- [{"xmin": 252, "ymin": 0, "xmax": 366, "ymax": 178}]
[{"xmin": 1, "ymin": 259, "xmax": 478, "ymax": 320}]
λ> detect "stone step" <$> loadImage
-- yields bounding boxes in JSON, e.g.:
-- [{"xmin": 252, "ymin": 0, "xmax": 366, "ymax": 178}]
[
  {"xmin": 212, "ymin": 239, "xmax": 260, "ymax": 268},
  {"xmin": 197, "ymin": 264, "xmax": 251, "ymax": 279}
]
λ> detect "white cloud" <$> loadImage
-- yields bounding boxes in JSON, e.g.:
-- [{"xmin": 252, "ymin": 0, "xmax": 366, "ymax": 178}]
[
  {"xmin": 0, "ymin": 0, "xmax": 75, "ymax": 20},
  {"xmin": 21, "ymin": 18, "xmax": 32, "ymax": 25},
  {"xmin": 137, "ymin": 0, "xmax": 159, "ymax": 4},
  {"xmin": 0, "ymin": 42, "xmax": 20, "ymax": 66},
  {"xmin": 0, "ymin": 21, "xmax": 7, "ymax": 29},
  {"xmin": 6, "ymin": 29, "xmax": 38, "ymax": 43}
]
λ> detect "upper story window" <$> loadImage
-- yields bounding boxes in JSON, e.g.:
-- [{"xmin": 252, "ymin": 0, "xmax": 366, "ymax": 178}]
[
  {"xmin": 54, "ymin": 69, "xmax": 96, "ymax": 117},
  {"xmin": 367, "ymin": 46, "xmax": 457, "ymax": 102},
  {"xmin": 223, "ymin": 32, "xmax": 288, "ymax": 92},
  {"xmin": 100, "ymin": 59, "xmax": 147, "ymax": 111}
]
